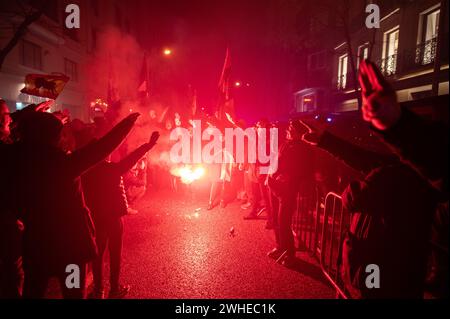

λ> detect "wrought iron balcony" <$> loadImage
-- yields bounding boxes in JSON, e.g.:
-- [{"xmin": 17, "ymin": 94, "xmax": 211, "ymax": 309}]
[
  {"xmin": 377, "ymin": 54, "xmax": 398, "ymax": 76},
  {"xmin": 415, "ymin": 37, "xmax": 437, "ymax": 65},
  {"xmin": 336, "ymin": 74, "xmax": 348, "ymax": 90}
]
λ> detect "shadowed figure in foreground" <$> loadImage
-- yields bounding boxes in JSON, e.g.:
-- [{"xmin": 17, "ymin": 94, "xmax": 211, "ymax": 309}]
[
  {"xmin": 82, "ymin": 131, "xmax": 160, "ymax": 299},
  {"xmin": 1, "ymin": 111, "xmax": 139, "ymax": 298}
]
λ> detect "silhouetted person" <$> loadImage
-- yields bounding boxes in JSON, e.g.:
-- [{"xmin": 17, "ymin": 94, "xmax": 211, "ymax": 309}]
[
  {"xmin": 0, "ymin": 100, "xmax": 23, "ymax": 298},
  {"xmin": 301, "ymin": 114, "xmax": 438, "ymax": 298},
  {"xmin": 359, "ymin": 60, "xmax": 448, "ymax": 297},
  {"xmin": 244, "ymin": 120, "xmax": 273, "ymax": 225},
  {"xmin": 342, "ymin": 163, "xmax": 437, "ymax": 298},
  {"xmin": 82, "ymin": 131, "xmax": 159, "ymax": 299},
  {"xmin": 267, "ymin": 119, "xmax": 314, "ymax": 267},
  {"xmin": 3, "ymin": 111, "xmax": 139, "ymax": 299}
]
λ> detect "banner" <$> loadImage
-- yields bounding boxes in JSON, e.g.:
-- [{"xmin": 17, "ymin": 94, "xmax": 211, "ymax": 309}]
[{"xmin": 20, "ymin": 73, "xmax": 69, "ymax": 100}]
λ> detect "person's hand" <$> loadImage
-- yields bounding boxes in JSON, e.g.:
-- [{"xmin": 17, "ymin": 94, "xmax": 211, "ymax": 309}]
[
  {"xmin": 36, "ymin": 100, "xmax": 53, "ymax": 112},
  {"xmin": 52, "ymin": 110, "xmax": 70, "ymax": 124},
  {"xmin": 149, "ymin": 131, "xmax": 160, "ymax": 146},
  {"xmin": 359, "ymin": 60, "xmax": 401, "ymax": 131},
  {"xmin": 299, "ymin": 119, "xmax": 324, "ymax": 146}
]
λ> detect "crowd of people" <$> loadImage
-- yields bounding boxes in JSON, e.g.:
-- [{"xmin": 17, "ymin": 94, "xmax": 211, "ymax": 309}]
[
  {"xmin": 0, "ymin": 60, "xmax": 448, "ymax": 299},
  {"xmin": 0, "ymin": 97, "xmax": 162, "ymax": 298}
]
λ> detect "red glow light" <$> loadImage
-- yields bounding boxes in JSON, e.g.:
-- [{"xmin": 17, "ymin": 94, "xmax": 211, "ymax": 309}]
[{"xmin": 171, "ymin": 165, "xmax": 205, "ymax": 184}]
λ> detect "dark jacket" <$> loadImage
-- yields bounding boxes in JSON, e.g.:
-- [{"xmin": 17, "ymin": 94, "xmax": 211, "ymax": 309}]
[
  {"xmin": 316, "ymin": 131, "xmax": 438, "ymax": 298},
  {"xmin": 375, "ymin": 108, "xmax": 448, "ymax": 198},
  {"xmin": 318, "ymin": 130, "xmax": 398, "ymax": 175},
  {"xmin": 342, "ymin": 164, "xmax": 437, "ymax": 298},
  {"xmin": 82, "ymin": 142, "xmax": 154, "ymax": 222},
  {"xmin": 2, "ymin": 118, "xmax": 135, "ymax": 274},
  {"xmin": 270, "ymin": 139, "xmax": 314, "ymax": 198}
]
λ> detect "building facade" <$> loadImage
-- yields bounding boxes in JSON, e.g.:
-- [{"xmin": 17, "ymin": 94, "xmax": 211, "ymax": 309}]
[
  {"xmin": 0, "ymin": 0, "xmax": 140, "ymax": 121},
  {"xmin": 294, "ymin": 0, "xmax": 449, "ymax": 115}
]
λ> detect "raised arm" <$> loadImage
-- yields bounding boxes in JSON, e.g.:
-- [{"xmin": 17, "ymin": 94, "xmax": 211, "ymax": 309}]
[
  {"xmin": 116, "ymin": 131, "xmax": 160, "ymax": 175},
  {"xmin": 359, "ymin": 60, "xmax": 448, "ymax": 194},
  {"xmin": 318, "ymin": 130, "xmax": 396, "ymax": 175},
  {"xmin": 68, "ymin": 113, "xmax": 140, "ymax": 177},
  {"xmin": 300, "ymin": 120, "xmax": 396, "ymax": 175}
]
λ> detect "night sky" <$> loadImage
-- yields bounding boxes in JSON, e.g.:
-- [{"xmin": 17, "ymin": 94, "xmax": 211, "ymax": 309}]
[{"xmin": 136, "ymin": 0, "xmax": 305, "ymax": 124}]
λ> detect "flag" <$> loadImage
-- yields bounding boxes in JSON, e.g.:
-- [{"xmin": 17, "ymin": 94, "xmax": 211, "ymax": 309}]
[
  {"xmin": 20, "ymin": 74, "xmax": 69, "ymax": 100},
  {"xmin": 107, "ymin": 55, "xmax": 120, "ymax": 106},
  {"xmin": 218, "ymin": 47, "xmax": 231, "ymax": 100},
  {"xmin": 217, "ymin": 48, "xmax": 235, "ymax": 121},
  {"xmin": 138, "ymin": 53, "xmax": 150, "ymax": 98}
]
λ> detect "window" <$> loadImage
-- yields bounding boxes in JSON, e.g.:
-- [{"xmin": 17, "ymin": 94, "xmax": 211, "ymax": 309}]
[
  {"xmin": 382, "ymin": 27, "xmax": 399, "ymax": 75},
  {"xmin": 21, "ymin": 40, "xmax": 42, "ymax": 70},
  {"xmin": 423, "ymin": 9, "xmax": 440, "ymax": 42},
  {"xmin": 64, "ymin": 58, "xmax": 78, "ymax": 82},
  {"xmin": 302, "ymin": 94, "xmax": 316, "ymax": 112},
  {"xmin": 357, "ymin": 43, "xmax": 370, "ymax": 68},
  {"xmin": 417, "ymin": 7, "xmax": 440, "ymax": 65},
  {"xmin": 337, "ymin": 54, "xmax": 348, "ymax": 89}
]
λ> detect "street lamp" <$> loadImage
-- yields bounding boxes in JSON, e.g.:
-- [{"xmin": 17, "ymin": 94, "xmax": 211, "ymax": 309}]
[{"xmin": 163, "ymin": 48, "xmax": 172, "ymax": 56}]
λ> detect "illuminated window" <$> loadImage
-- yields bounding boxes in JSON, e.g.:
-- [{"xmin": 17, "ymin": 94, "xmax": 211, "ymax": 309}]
[
  {"xmin": 337, "ymin": 54, "xmax": 348, "ymax": 89},
  {"xmin": 302, "ymin": 94, "xmax": 316, "ymax": 112},
  {"xmin": 416, "ymin": 7, "xmax": 440, "ymax": 65},
  {"xmin": 382, "ymin": 27, "xmax": 399, "ymax": 75}
]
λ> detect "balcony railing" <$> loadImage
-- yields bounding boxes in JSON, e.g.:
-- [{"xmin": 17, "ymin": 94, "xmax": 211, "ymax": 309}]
[
  {"xmin": 415, "ymin": 37, "xmax": 438, "ymax": 65},
  {"xmin": 336, "ymin": 74, "xmax": 348, "ymax": 90},
  {"xmin": 377, "ymin": 53, "xmax": 398, "ymax": 76},
  {"xmin": 334, "ymin": 72, "xmax": 358, "ymax": 91}
]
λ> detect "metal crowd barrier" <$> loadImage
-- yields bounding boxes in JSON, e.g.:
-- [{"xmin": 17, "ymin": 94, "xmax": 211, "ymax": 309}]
[
  {"xmin": 292, "ymin": 189, "xmax": 447, "ymax": 299},
  {"xmin": 319, "ymin": 192, "xmax": 350, "ymax": 299},
  {"xmin": 292, "ymin": 190, "xmax": 351, "ymax": 299}
]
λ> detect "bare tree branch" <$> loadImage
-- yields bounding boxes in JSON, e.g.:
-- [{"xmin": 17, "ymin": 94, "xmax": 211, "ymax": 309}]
[{"xmin": 0, "ymin": 1, "xmax": 48, "ymax": 71}]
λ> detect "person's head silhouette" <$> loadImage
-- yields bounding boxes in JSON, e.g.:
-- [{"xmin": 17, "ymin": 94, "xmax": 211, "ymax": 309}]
[{"xmin": 18, "ymin": 112, "xmax": 63, "ymax": 147}]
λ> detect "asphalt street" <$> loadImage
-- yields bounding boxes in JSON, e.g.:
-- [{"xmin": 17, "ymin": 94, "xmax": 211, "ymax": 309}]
[{"xmin": 117, "ymin": 190, "xmax": 334, "ymax": 299}]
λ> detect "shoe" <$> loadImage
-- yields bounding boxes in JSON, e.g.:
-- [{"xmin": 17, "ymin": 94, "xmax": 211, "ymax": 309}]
[
  {"xmin": 88, "ymin": 288, "xmax": 105, "ymax": 299},
  {"xmin": 108, "ymin": 285, "xmax": 130, "ymax": 299},
  {"xmin": 240, "ymin": 202, "xmax": 252, "ymax": 210},
  {"xmin": 267, "ymin": 248, "xmax": 284, "ymax": 260}
]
